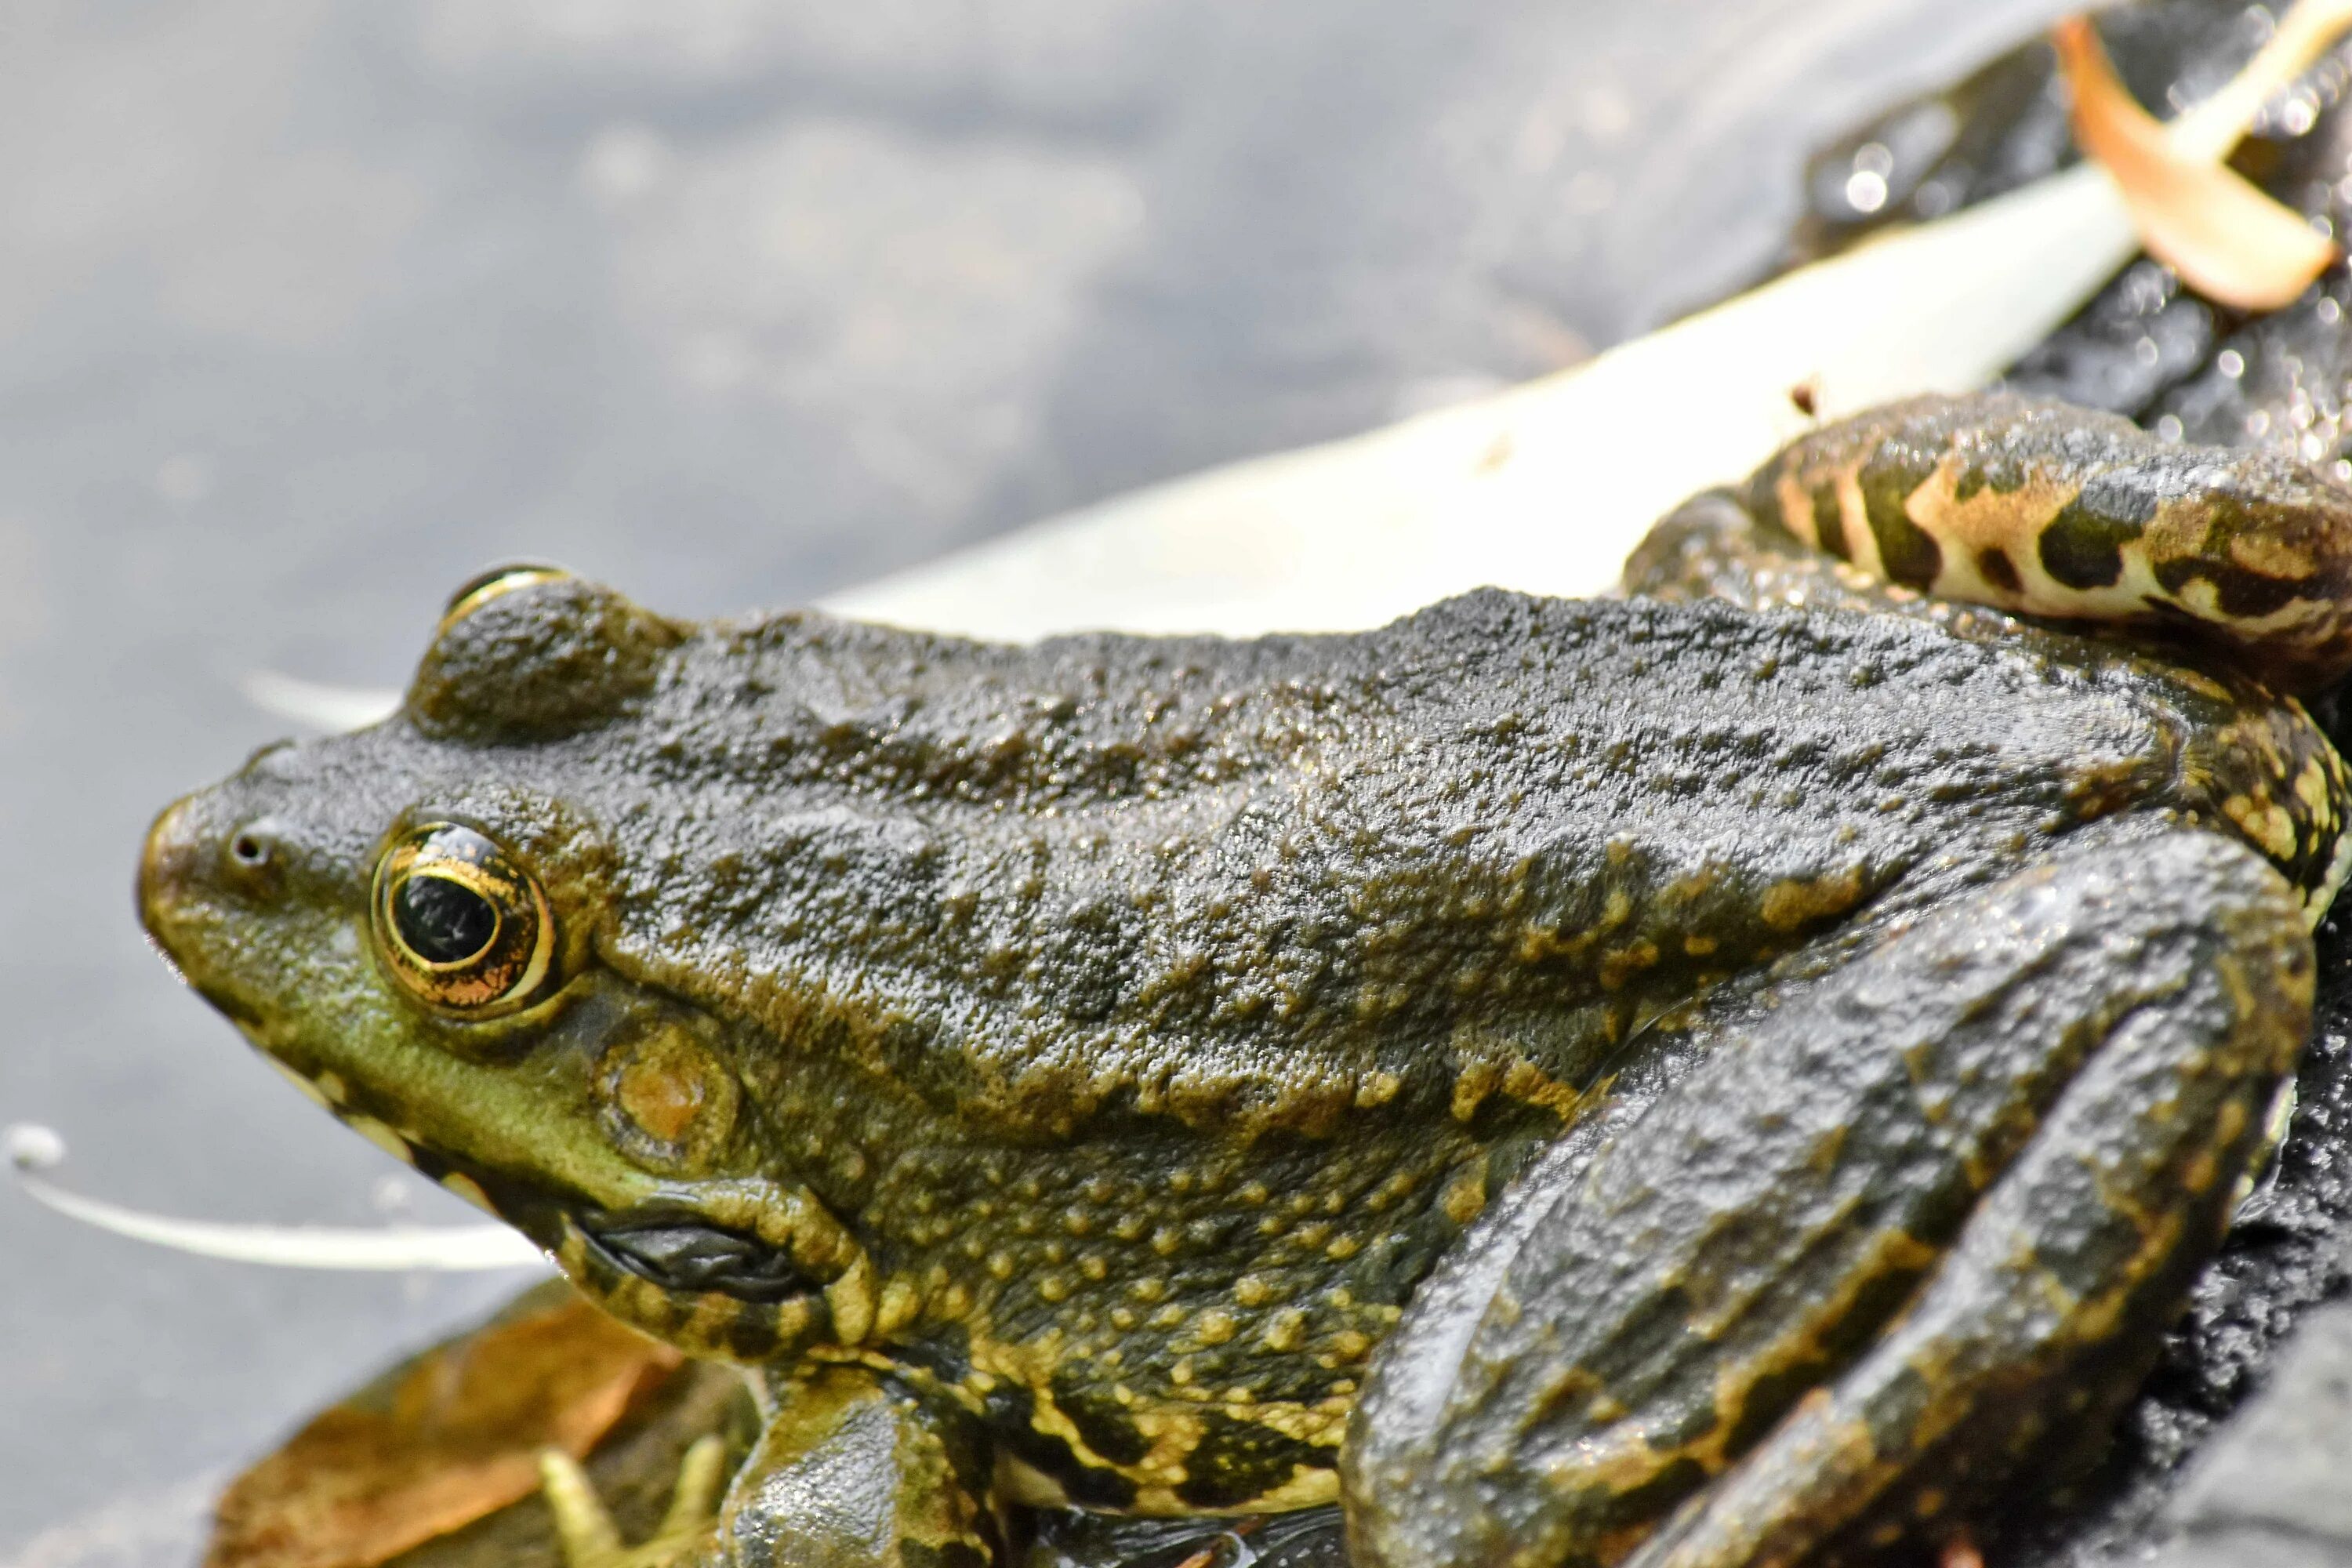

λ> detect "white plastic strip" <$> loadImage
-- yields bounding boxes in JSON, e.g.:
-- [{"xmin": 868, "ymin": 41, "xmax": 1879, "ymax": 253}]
[
  {"xmin": 5, "ymin": 1125, "xmax": 550, "ymax": 1272},
  {"xmin": 238, "ymin": 669, "xmax": 402, "ymax": 732}
]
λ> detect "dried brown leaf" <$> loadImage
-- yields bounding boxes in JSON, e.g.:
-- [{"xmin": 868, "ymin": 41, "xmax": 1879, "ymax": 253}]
[
  {"xmin": 207, "ymin": 1289, "xmax": 682, "ymax": 1568},
  {"xmin": 2056, "ymin": 13, "xmax": 2336, "ymax": 311}
]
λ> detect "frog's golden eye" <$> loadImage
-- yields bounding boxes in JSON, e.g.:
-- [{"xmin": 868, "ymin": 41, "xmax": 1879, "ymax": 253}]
[{"xmin": 370, "ymin": 823, "xmax": 554, "ymax": 1018}]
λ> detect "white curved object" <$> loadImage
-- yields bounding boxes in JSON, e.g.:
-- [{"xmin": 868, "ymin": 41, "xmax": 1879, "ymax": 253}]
[{"xmin": 6, "ymin": 1125, "xmax": 550, "ymax": 1272}]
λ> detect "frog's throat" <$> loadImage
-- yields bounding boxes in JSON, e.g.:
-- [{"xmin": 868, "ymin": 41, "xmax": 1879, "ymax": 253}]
[{"xmin": 249, "ymin": 1032, "xmax": 871, "ymax": 1362}]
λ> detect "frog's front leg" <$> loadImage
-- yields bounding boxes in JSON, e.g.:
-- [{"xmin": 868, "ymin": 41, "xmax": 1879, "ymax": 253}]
[
  {"xmin": 724, "ymin": 1363, "xmax": 996, "ymax": 1568},
  {"xmin": 542, "ymin": 1436, "xmax": 731, "ymax": 1568},
  {"xmin": 1342, "ymin": 827, "xmax": 2312, "ymax": 1568},
  {"xmin": 546, "ymin": 1362, "xmax": 995, "ymax": 1568}
]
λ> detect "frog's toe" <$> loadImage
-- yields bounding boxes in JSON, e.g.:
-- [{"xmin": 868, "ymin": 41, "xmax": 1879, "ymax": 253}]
[{"xmin": 540, "ymin": 1436, "xmax": 726, "ymax": 1568}]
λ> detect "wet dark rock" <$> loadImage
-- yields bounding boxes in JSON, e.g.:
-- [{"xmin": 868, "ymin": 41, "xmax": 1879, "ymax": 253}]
[{"xmin": 2105, "ymin": 1304, "xmax": 2352, "ymax": 1567}]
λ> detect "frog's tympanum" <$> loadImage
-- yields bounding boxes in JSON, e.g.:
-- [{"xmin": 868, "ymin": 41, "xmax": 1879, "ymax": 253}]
[{"xmin": 142, "ymin": 395, "xmax": 2352, "ymax": 1568}]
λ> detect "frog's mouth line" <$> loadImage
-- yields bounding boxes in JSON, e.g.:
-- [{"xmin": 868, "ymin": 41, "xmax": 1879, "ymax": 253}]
[
  {"xmin": 572, "ymin": 1207, "xmax": 815, "ymax": 1304},
  {"xmin": 427, "ymin": 1156, "xmax": 816, "ymax": 1305}
]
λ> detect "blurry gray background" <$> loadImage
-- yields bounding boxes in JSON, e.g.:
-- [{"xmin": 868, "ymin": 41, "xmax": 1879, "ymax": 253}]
[{"xmin": 0, "ymin": 0, "xmax": 2070, "ymax": 1556}]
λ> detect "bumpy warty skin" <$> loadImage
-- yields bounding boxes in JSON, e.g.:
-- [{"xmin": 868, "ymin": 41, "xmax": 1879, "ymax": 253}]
[{"xmin": 365, "ymin": 580, "xmax": 2283, "ymax": 1144}]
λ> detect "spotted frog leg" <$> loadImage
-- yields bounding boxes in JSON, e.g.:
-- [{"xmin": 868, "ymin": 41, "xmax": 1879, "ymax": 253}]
[
  {"xmin": 1679, "ymin": 391, "xmax": 2352, "ymax": 695},
  {"xmin": 1341, "ymin": 827, "xmax": 2312, "ymax": 1567}
]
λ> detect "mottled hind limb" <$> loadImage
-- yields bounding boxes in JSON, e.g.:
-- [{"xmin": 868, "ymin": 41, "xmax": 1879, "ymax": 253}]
[
  {"xmin": 1730, "ymin": 392, "xmax": 2352, "ymax": 691},
  {"xmin": 1343, "ymin": 829, "xmax": 2311, "ymax": 1568}
]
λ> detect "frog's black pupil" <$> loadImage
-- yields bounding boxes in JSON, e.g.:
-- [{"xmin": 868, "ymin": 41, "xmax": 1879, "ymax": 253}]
[{"xmin": 392, "ymin": 874, "xmax": 498, "ymax": 964}]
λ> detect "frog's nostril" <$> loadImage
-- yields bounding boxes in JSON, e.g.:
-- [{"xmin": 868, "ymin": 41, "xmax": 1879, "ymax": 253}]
[
  {"xmin": 137, "ymin": 801, "xmax": 287, "ymax": 932},
  {"xmin": 218, "ymin": 820, "xmax": 286, "ymax": 895}
]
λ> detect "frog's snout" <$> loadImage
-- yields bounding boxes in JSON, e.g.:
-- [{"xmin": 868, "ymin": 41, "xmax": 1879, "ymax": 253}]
[
  {"xmin": 140, "ymin": 795, "xmax": 198, "ymax": 939},
  {"xmin": 139, "ymin": 791, "xmax": 289, "ymax": 965}
]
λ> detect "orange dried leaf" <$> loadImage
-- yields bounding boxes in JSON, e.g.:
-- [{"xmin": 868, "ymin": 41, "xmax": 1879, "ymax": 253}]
[
  {"xmin": 2055, "ymin": 13, "xmax": 2336, "ymax": 311},
  {"xmin": 207, "ymin": 1290, "xmax": 682, "ymax": 1568}
]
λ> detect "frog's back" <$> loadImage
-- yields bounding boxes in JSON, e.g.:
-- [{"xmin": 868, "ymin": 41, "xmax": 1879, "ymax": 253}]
[{"xmin": 542, "ymin": 585, "xmax": 2317, "ymax": 1141}]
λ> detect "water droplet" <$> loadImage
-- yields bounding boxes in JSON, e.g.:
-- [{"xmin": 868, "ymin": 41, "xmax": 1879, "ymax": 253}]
[
  {"xmin": 4, "ymin": 1123, "xmax": 66, "ymax": 1171},
  {"xmin": 1851, "ymin": 141, "xmax": 1895, "ymax": 179},
  {"xmin": 371, "ymin": 1174, "xmax": 419, "ymax": 1219},
  {"xmin": 1845, "ymin": 169, "xmax": 1889, "ymax": 214}
]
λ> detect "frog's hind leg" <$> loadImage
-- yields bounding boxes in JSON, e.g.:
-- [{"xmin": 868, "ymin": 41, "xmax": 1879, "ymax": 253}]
[
  {"xmin": 1341, "ymin": 826, "xmax": 2312, "ymax": 1568},
  {"xmin": 1722, "ymin": 392, "xmax": 2352, "ymax": 693}
]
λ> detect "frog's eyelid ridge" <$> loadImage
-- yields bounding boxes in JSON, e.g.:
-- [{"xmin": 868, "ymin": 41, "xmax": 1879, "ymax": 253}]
[
  {"xmin": 238, "ymin": 669, "xmax": 401, "ymax": 733},
  {"xmin": 5, "ymin": 1123, "xmax": 550, "ymax": 1272}
]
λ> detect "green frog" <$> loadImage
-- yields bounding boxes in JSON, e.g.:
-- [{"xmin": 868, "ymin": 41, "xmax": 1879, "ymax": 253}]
[{"xmin": 140, "ymin": 394, "xmax": 2352, "ymax": 1568}]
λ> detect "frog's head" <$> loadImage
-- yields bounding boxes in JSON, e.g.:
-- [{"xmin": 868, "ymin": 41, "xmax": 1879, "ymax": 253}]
[{"xmin": 139, "ymin": 568, "xmax": 885, "ymax": 1363}]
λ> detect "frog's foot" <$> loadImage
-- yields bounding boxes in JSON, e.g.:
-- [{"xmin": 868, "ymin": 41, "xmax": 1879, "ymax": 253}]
[
  {"xmin": 539, "ymin": 1435, "xmax": 728, "ymax": 1568},
  {"xmin": 1648, "ymin": 391, "xmax": 2352, "ymax": 693},
  {"xmin": 1343, "ymin": 826, "xmax": 2312, "ymax": 1568}
]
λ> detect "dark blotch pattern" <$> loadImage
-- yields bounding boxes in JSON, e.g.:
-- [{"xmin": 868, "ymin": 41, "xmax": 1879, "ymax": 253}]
[
  {"xmin": 1177, "ymin": 1412, "xmax": 1331, "ymax": 1510},
  {"xmin": 727, "ymin": 1308, "xmax": 780, "ymax": 1362},
  {"xmin": 1867, "ymin": 498, "xmax": 1944, "ymax": 589},
  {"xmin": 1051, "ymin": 1369, "xmax": 1154, "ymax": 1467},
  {"xmin": 1976, "ymin": 546, "xmax": 2023, "ymax": 596},
  {"xmin": 984, "ymin": 1385, "xmax": 1138, "ymax": 1510},
  {"xmin": 2154, "ymin": 557, "xmax": 2302, "ymax": 620},
  {"xmin": 2038, "ymin": 501, "xmax": 2143, "ymax": 591},
  {"xmin": 1807, "ymin": 482, "xmax": 1850, "ymax": 559}
]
